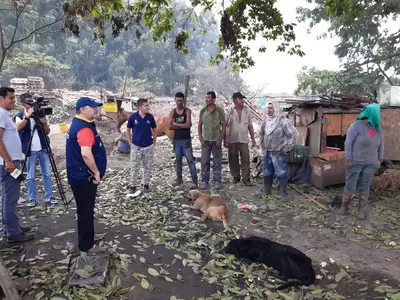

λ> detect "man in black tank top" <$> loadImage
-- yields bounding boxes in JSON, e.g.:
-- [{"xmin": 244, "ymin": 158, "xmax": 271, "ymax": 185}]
[{"xmin": 169, "ymin": 92, "xmax": 198, "ymax": 188}]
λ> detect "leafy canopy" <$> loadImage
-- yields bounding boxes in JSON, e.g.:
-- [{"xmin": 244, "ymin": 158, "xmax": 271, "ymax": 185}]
[
  {"xmin": 297, "ymin": 0, "xmax": 400, "ymax": 85},
  {"xmin": 61, "ymin": 0, "xmax": 306, "ymax": 70}
]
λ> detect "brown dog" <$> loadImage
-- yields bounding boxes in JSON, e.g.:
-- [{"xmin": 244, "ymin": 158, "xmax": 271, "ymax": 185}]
[{"xmin": 184, "ymin": 189, "xmax": 232, "ymax": 232}]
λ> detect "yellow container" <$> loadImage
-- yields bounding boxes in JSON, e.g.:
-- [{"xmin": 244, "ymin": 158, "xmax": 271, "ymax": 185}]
[
  {"xmin": 103, "ymin": 102, "xmax": 118, "ymax": 113},
  {"xmin": 59, "ymin": 123, "xmax": 68, "ymax": 133}
]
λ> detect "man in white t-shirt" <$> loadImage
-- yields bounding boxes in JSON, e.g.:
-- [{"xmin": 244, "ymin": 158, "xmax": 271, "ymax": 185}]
[{"xmin": 15, "ymin": 93, "xmax": 58, "ymax": 207}]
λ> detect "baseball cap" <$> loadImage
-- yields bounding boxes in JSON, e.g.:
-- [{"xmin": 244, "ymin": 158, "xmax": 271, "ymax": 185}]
[
  {"xmin": 232, "ymin": 92, "xmax": 247, "ymax": 99},
  {"xmin": 20, "ymin": 92, "xmax": 33, "ymax": 103},
  {"xmin": 75, "ymin": 97, "xmax": 103, "ymax": 110}
]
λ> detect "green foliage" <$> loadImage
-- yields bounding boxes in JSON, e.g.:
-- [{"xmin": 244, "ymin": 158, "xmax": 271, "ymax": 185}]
[
  {"xmin": 295, "ymin": 66, "xmax": 381, "ymax": 97},
  {"xmin": 0, "ymin": 0, "xmax": 225, "ymax": 95},
  {"xmin": 297, "ymin": 0, "xmax": 400, "ymax": 85},
  {"xmin": 61, "ymin": 0, "xmax": 306, "ymax": 70}
]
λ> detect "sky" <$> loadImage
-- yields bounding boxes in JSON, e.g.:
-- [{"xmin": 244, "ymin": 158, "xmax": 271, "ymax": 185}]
[{"xmin": 241, "ymin": 0, "xmax": 342, "ymax": 95}]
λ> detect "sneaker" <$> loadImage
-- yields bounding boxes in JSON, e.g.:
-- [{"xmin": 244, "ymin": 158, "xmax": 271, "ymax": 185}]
[
  {"xmin": 233, "ymin": 177, "xmax": 241, "ymax": 184},
  {"xmin": 45, "ymin": 197, "xmax": 59, "ymax": 205},
  {"xmin": 199, "ymin": 182, "xmax": 209, "ymax": 190},
  {"xmin": 172, "ymin": 179, "xmax": 183, "ymax": 186},
  {"xmin": 7, "ymin": 232, "xmax": 34, "ymax": 243},
  {"xmin": 27, "ymin": 200, "xmax": 36, "ymax": 207},
  {"xmin": 243, "ymin": 180, "xmax": 254, "ymax": 187},
  {"xmin": 3, "ymin": 226, "xmax": 31, "ymax": 236},
  {"xmin": 20, "ymin": 226, "xmax": 31, "ymax": 233},
  {"xmin": 188, "ymin": 182, "xmax": 198, "ymax": 189},
  {"xmin": 143, "ymin": 185, "xmax": 150, "ymax": 192},
  {"xmin": 215, "ymin": 182, "xmax": 223, "ymax": 190}
]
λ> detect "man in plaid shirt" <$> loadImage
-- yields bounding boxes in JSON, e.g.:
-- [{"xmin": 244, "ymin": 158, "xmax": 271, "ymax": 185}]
[{"xmin": 259, "ymin": 102, "xmax": 297, "ymax": 199}]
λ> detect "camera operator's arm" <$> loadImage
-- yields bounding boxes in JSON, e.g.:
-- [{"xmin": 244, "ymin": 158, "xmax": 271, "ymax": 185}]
[
  {"xmin": 40, "ymin": 118, "xmax": 50, "ymax": 135},
  {"xmin": 15, "ymin": 108, "xmax": 34, "ymax": 131}
]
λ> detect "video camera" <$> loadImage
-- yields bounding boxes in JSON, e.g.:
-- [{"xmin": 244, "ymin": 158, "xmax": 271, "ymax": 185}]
[{"xmin": 27, "ymin": 94, "xmax": 53, "ymax": 119}]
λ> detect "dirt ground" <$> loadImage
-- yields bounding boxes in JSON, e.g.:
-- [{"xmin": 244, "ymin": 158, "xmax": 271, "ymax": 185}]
[{"xmin": 1, "ymin": 103, "xmax": 399, "ymax": 300}]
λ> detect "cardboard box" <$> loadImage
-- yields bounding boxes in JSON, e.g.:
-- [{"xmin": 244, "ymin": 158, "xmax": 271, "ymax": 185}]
[{"xmin": 310, "ymin": 156, "xmax": 346, "ymax": 189}]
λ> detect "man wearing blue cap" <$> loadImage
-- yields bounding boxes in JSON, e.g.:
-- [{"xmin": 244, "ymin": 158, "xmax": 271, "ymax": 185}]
[
  {"xmin": 66, "ymin": 97, "xmax": 107, "ymax": 253},
  {"xmin": 15, "ymin": 92, "xmax": 58, "ymax": 207}
]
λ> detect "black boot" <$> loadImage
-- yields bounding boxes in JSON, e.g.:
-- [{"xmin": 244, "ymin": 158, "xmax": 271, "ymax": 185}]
[
  {"xmin": 278, "ymin": 178, "xmax": 289, "ymax": 199},
  {"xmin": 338, "ymin": 196, "xmax": 350, "ymax": 215},
  {"xmin": 357, "ymin": 195, "xmax": 368, "ymax": 220},
  {"xmin": 263, "ymin": 176, "xmax": 273, "ymax": 195}
]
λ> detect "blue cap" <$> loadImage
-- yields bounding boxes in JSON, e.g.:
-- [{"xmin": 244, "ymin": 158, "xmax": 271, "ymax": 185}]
[{"xmin": 75, "ymin": 97, "xmax": 103, "ymax": 110}]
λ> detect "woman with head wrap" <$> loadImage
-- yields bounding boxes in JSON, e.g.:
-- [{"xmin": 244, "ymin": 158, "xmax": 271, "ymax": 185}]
[
  {"xmin": 259, "ymin": 102, "xmax": 298, "ymax": 199},
  {"xmin": 338, "ymin": 103, "xmax": 384, "ymax": 220}
]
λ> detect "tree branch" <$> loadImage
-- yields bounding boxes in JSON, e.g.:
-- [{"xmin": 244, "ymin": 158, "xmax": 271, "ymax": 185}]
[
  {"xmin": 6, "ymin": 15, "xmax": 64, "ymax": 50},
  {"xmin": 9, "ymin": 0, "xmax": 33, "ymax": 46},
  {"xmin": 367, "ymin": 48, "xmax": 394, "ymax": 86},
  {"xmin": 0, "ymin": 23, "xmax": 4, "ymax": 51}
]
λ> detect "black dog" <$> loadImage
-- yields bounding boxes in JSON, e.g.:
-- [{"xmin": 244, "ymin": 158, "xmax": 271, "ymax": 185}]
[{"xmin": 222, "ymin": 236, "xmax": 315, "ymax": 290}]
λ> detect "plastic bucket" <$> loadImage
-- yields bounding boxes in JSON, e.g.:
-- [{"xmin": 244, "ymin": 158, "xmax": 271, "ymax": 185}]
[{"xmin": 118, "ymin": 139, "xmax": 130, "ymax": 153}]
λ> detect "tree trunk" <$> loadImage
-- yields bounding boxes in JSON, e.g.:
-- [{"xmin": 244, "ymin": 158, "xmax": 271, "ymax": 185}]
[{"xmin": 0, "ymin": 24, "xmax": 5, "ymax": 72}]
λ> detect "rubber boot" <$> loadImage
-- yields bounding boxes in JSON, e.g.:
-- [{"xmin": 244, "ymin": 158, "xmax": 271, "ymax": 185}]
[
  {"xmin": 338, "ymin": 196, "xmax": 350, "ymax": 215},
  {"xmin": 278, "ymin": 178, "xmax": 289, "ymax": 199},
  {"xmin": 263, "ymin": 176, "xmax": 273, "ymax": 195},
  {"xmin": 357, "ymin": 195, "xmax": 368, "ymax": 220}
]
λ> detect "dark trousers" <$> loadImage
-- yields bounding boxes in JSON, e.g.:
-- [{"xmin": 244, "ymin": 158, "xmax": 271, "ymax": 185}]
[
  {"xmin": 173, "ymin": 139, "xmax": 198, "ymax": 183},
  {"xmin": 70, "ymin": 182, "xmax": 98, "ymax": 252},
  {"xmin": 201, "ymin": 141, "xmax": 222, "ymax": 183},
  {"xmin": 228, "ymin": 143, "xmax": 250, "ymax": 182},
  {"xmin": 0, "ymin": 160, "xmax": 22, "ymax": 237}
]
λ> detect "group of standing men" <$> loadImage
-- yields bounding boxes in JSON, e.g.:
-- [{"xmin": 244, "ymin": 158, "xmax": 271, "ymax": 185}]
[
  {"xmin": 124, "ymin": 90, "xmax": 297, "ymax": 200},
  {"xmin": 166, "ymin": 91, "xmax": 297, "ymax": 198}
]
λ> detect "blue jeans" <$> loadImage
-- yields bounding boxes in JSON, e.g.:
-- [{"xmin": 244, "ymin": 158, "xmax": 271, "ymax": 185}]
[
  {"xmin": 201, "ymin": 141, "xmax": 222, "ymax": 183},
  {"xmin": 173, "ymin": 139, "xmax": 197, "ymax": 183},
  {"xmin": 264, "ymin": 151, "xmax": 288, "ymax": 179},
  {"xmin": 344, "ymin": 164, "xmax": 379, "ymax": 197},
  {"xmin": 26, "ymin": 150, "xmax": 53, "ymax": 201},
  {"xmin": 1, "ymin": 160, "xmax": 23, "ymax": 237}
]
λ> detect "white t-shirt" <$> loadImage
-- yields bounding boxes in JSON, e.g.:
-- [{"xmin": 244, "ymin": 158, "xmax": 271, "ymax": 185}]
[
  {"xmin": 15, "ymin": 110, "xmax": 42, "ymax": 151},
  {"xmin": 0, "ymin": 108, "xmax": 23, "ymax": 165}
]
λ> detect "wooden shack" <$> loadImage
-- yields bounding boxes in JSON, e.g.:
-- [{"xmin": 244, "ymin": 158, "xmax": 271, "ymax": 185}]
[{"xmin": 287, "ymin": 100, "xmax": 400, "ymax": 188}]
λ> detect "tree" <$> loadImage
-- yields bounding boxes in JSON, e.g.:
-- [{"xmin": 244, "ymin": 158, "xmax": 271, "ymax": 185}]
[
  {"xmin": 193, "ymin": 60, "xmax": 268, "ymax": 101},
  {"xmin": 295, "ymin": 66, "xmax": 381, "ymax": 97},
  {"xmin": 61, "ymin": 0, "xmax": 306, "ymax": 70},
  {"xmin": 297, "ymin": 0, "xmax": 400, "ymax": 85},
  {"xmin": 0, "ymin": 0, "xmax": 63, "ymax": 71}
]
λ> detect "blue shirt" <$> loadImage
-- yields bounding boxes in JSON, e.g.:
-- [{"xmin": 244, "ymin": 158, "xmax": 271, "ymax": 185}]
[{"xmin": 127, "ymin": 112, "xmax": 157, "ymax": 147}]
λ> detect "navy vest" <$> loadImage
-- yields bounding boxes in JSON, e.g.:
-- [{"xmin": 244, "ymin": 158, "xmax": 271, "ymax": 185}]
[
  {"xmin": 15, "ymin": 111, "xmax": 50, "ymax": 156},
  {"xmin": 66, "ymin": 117, "xmax": 107, "ymax": 185}
]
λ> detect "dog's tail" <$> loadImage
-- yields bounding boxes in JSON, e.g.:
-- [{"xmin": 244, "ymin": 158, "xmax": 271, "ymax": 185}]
[
  {"xmin": 274, "ymin": 278, "xmax": 314, "ymax": 290},
  {"xmin": 222, "ymin": 215, "xmax": 232, "ymax": 233}
]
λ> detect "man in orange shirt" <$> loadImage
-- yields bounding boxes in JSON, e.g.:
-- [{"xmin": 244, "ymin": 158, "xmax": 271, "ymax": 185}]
[{"xmin": 66, "ymin": 97, "xmax": 107, "ymax": 253}]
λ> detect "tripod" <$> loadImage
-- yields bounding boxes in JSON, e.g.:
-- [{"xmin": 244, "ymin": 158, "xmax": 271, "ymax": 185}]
[{"xmin": 20, "ymin": 114, "xmax": 69, "ymax": 210}]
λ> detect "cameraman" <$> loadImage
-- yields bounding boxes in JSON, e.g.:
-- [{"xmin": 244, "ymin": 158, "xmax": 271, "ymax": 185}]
[{"xmin": 15, "ymin": 93, "xmax": 58, "ymax": 207}]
